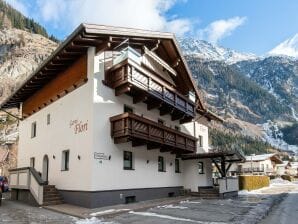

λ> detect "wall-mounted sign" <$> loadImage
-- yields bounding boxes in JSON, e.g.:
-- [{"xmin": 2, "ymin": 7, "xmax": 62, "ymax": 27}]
[
  {"xmin": 69, "ymin": 119, "xmax": 88, "ymax": 134},
  {"xmin": 94, "ymin": 152, "xmax": 110, "ymax": 161}
]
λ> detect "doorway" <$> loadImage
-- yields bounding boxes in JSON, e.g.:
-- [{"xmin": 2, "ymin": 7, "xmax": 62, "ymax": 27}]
[{"xmin": 42, "ymin": 155, "xmax": 49, "ymax": 182}]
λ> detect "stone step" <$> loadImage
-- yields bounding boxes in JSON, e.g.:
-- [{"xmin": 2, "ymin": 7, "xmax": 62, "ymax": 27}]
[
  {"xmin": 43, "ymin": 200, "xmax": 64, "ymax": 206},
  {"xmin": 44, "ymin": 195, "xmax": 63, "ymax": 201}
]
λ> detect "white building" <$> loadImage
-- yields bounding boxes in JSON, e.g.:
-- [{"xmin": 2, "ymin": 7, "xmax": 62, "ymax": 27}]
[
  {"xmin": 2, "ymin": 24, "xmax": 242, "ymax": 208},
  {"xmin": 230, "ymin": 153, "xmax": 283, "ymax": 176}
]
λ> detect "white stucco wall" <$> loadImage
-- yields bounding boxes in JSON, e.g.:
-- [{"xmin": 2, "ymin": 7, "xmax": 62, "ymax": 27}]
[
  {"xmin": 182, "ymin": 121, "xmax": 209, "ymax": 153},
  {"xmin": 183, "ymin": 159, "xmax": 213, "ymax": 191},
  {"xmin": 18, "ymin": 49, "xmax": 95, "ymax": 191}
]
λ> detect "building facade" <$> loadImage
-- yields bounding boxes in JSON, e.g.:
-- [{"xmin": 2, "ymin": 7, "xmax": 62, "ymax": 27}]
[{"xmin": 2, "ymin": 24, "xmax": 239, "ymax": 208}]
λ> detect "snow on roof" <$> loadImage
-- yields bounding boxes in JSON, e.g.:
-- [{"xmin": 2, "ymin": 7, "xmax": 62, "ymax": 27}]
[{"xmin": 245, "ymin": 153, "xmax": 277, "ymax": 161}]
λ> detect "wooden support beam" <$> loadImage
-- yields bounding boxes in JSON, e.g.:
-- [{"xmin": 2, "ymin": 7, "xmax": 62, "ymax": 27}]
[
  {"xmin": 221, "ymin": 156, "xmax": 226, "ymax": 177},
  {"xmin": 160, "ymin": 146, "xmax": 172, "ymax": 153},
  {"xmin": 132, "ymin": 140, "xmax": 146, "ymax": 147},
  {"xmin": 147, "ymin": 143, "xmax": 160, "ymax": 150},
  {"xmin": 114, "ymin": 137, "xmax": 129, "ymax": 144},
  {"xmin": 133, "ymin": 92, "xmax": 147, "ymax": 104},
  {"xmin": 147, "ymin": 100, "xmax": 162, "ymax": 110},
  {"xmin": 180, "ymin": 116, "xmax": 192, "ymax": 124},
  {"xmin": 226, "ymin": 162, "xmax": 232, "ymax": 174},
  {"xmin": 159, "ymin": 105, "xmax": 174, "ymax": 116},
  {"xmin": 115, "ymin": 84, "xmax": 130, "ymax": 96},
  {"xmin": 212, "ymin": 159, "xmax": 224, "ymax": 177},
  {"xmin": 171, "ymin": 111, "xmax": 184, "ymax": 121}
]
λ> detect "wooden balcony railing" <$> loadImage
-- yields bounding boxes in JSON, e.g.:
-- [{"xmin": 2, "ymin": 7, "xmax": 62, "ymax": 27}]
[
  {"xmin": 105, "ymin": 58, "xmax": 195, "ymax": 123},
  {"xmin": 110, "ymin": 112, "xmax": 197, "ymax": 154}
]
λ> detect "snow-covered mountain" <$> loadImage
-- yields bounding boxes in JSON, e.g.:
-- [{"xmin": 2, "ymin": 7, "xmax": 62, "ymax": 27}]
[
  {"xmin": 269, "ymin": 34, "xmax": 298, "ymax": 58},
  {"xmin": 179, "ymin": 37, "xmax": 258, "ymax": 64},
  {"xmin": 179, "ymin": 37, "xmax": 298, "ymax": 152}
]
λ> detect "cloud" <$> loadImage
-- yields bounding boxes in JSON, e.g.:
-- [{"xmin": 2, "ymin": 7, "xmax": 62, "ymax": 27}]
[
  {"xmin": 5, "ymin": 0, "xmax": 29, "ymax": 16},
  {"xmin": 198, "ymin": 17, "xmax": 247, "ymax": 44},
  {"xmin": 31, "ymin": 0, "xmax": 192, "ymax": 37}
]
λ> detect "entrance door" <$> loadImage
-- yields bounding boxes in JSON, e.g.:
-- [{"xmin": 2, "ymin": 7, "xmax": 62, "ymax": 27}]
[{"xmin": 42, "ymin": 155, "xmax": 49, "ymax": 182}]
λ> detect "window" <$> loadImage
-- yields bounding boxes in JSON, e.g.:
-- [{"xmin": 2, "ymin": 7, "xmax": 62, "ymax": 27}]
[
  {"xmin": 47, "ymin": 114, "xmax": 51, "ymax": 125},
  {"xmin": 158, "ymin": 156, "xmax": 165, "ymax": 172},
  {"xmin": 175, "ymin": 126, "xmax": 180, "ymax": 131},
  {"xmin": 198, "ymin": 162, "xmax": 204, "ymax": 174},
  {"xmin": 198, "ymin": 135, "xmax": 203, "ymax": 147},
  {"xmin": 123, "ymin": 151, "xmax": 133, "ymax": 170},
  {"xmin": 31, "ymin": 122, "xmax": 37, "ymax": 138},
  {"xmin": 124, "ymin": 105, "xmax": 133, "ymax": 113},
  {"xmin": 62, "ymin": 150, "xmax": 70, "ymax": 171},
  {"xmin": 175, "ymin": 159, "xmax": 180, "ymax": 173},
  {"xmin": 30, "ymin": 157, "xmax": 35, "ymax": 168},
  {"xmin": 158, "ymin": 119, "xmax": 165, "ymax": 125}
]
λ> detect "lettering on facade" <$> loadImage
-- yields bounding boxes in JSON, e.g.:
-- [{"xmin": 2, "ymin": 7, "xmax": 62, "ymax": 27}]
[{"xmin": 69, "ymin": 119, "xmax": 88, "ymax": 134}]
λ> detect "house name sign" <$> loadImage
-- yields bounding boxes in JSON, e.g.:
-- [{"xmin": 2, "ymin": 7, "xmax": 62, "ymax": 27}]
[{"xmin": 69, "ymin": 119, "xmax": 88, "ymax": 134}]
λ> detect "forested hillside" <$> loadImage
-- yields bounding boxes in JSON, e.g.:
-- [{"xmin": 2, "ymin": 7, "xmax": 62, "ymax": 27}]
[{"xmin": 0, "ymin": 0, "xmax": 58, "ymax": 42}]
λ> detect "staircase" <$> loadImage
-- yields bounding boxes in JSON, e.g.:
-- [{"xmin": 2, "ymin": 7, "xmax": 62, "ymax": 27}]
[
  {"xmin": 43, "ymin": 185, "xmax": 64, "ymax": 206},
  {"xmin": 191, "ymin": 187, "xmax": 220, "ymax": 199}
]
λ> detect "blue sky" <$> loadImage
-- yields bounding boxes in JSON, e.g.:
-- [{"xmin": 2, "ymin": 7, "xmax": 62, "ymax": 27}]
[{"xmin": 6, "ymin": 0, "xmax": 298, "ymax": 55}]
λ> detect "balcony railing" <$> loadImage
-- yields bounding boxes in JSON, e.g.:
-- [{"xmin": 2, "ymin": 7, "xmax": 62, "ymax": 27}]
[
  {"xmin": 105, "ymin": 58, "xmax": 196, "ymax": 123},
  {"xmin": 110, "ymin": 112, "xmax": 197, "ymax": 154}
]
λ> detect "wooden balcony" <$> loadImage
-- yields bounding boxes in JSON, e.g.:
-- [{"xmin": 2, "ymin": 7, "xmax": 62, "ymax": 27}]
[
  {"xmin": 110, "ymin": 112, "xmax": 197, "ymax": 154},
  {"xmin": 105, "ymin": 58, "xmax": 196, "ymax": 124}
]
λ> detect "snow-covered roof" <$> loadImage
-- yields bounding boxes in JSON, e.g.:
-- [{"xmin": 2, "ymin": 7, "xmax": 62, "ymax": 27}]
[
  {"xmin": 245, "ymin": 153, "xmax": 276, "ymax": 161},
  {"xmin": 245, "ymin": 153, "xmax": 283, "ymax": 164}
]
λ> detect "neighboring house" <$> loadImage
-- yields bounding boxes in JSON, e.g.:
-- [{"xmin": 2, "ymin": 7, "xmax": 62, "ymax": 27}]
[
  {"xmin": 230, "ymin": 153, "xmax": 283, "ymax": 175},
  {"xmin": 286, "ymin": 162, "xmax": 298, "ymax": 176},
  {"xmin": 1, "ymin": 24, "xmax": 242, "ymax": 208},
  {"xmin": 276, "ymin": 161, "xmax": 289, "ymax": 176}
]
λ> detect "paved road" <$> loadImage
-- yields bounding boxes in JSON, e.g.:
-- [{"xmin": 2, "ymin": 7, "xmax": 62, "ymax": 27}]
[
  {"xmin": 0, "ymin": 199, "xmax": 77, "ymax": 224},
  {"xmin": 260, "ymin": 191, "xmax": 298, "ymax": 224}
]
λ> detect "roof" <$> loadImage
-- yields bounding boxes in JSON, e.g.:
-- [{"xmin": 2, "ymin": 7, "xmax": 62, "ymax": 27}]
[
  {"xmin": 182, "ymin": 148, "xmax": 245, "ymax": 162},
  {"xmin": 0, "ymin": 23, "xmax": 221, "ymax": 121},
  {"xmin": 245, "ymin": 153, "xmax": 283, "ymax": 164}
]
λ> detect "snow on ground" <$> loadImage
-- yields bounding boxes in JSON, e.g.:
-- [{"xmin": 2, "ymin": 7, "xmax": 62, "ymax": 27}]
[
  {"xmin": 238, "ymin": 178, "xmax": 297, "ymax": 195},
  {"xmin": 128, "ymin": 211, "xmax": 226, "ymax": 224},
  {"xmin": 156, "ymin": 204, "xmax": 188, "ymax": 209},
  {"xmin": 90, "ymin": 209, "xmax": 130, "ymax": 217},
  {"xmin": 75, "ymin": 217, "xmax": 117, "ymax": 224}
]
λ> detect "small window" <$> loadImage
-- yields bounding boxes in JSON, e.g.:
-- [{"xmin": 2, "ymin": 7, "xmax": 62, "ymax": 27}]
[
  {"xmin": 62, "ymin": 150, "xmax": 70, "ymax": 171},
  {"xmin": 124, "ymin": 105, "xmax": 133, "ymax": 113},
  {"xmin": 198, "ymin": 135, "xmax": 203, "ymax": 147},
  {"xmin": 175, "ymin": 126, "xmax": 181, "ymax": 131},
  {"xmin": 31, "ymin": 122, "xmax": 37, "ymax": 138},
  {"xmin": 47, "ymin": 114, "xmax": 51, "ymax": 125},
  {"xmin": 123, "ymin": 151, "xmax": 133, "ymax": 170},
  {"xmin": 158, "ymin": 119, "xmax": 165, "ymax": 125},
  {"xmin": 30, "ymin": 157, "xmax": 35, "ymax": 168},
  {"xmin": 198, "ymin": 162, "xmax": 204, "ymax": 174},
  {"xmin": 175, "ymin": 159, "xmax": 180, "ymax": 173},
  {"xmin": 158, "ymin": 156, "xmax": 165, "ymax": 172}
]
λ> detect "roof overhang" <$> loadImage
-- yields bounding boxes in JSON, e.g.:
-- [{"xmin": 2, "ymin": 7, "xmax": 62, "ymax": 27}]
[
  {"xmin": 0, "ymin": 24, "xmax": 204, "ymax": 111},
  {"xmin": 181, "ymin": 149, "xmax": 245, "ymax": 163}
]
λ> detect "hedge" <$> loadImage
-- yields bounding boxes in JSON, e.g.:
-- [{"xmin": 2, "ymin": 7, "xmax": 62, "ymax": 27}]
[{"xmin": 239, "ymin": 175, "xmax": 270, "ymax": 191}]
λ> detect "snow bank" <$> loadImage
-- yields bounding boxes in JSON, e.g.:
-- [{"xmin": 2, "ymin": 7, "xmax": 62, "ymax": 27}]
[{"xmin": 270, "ymin": 178, "xmax": 293, "ymax": 185}]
